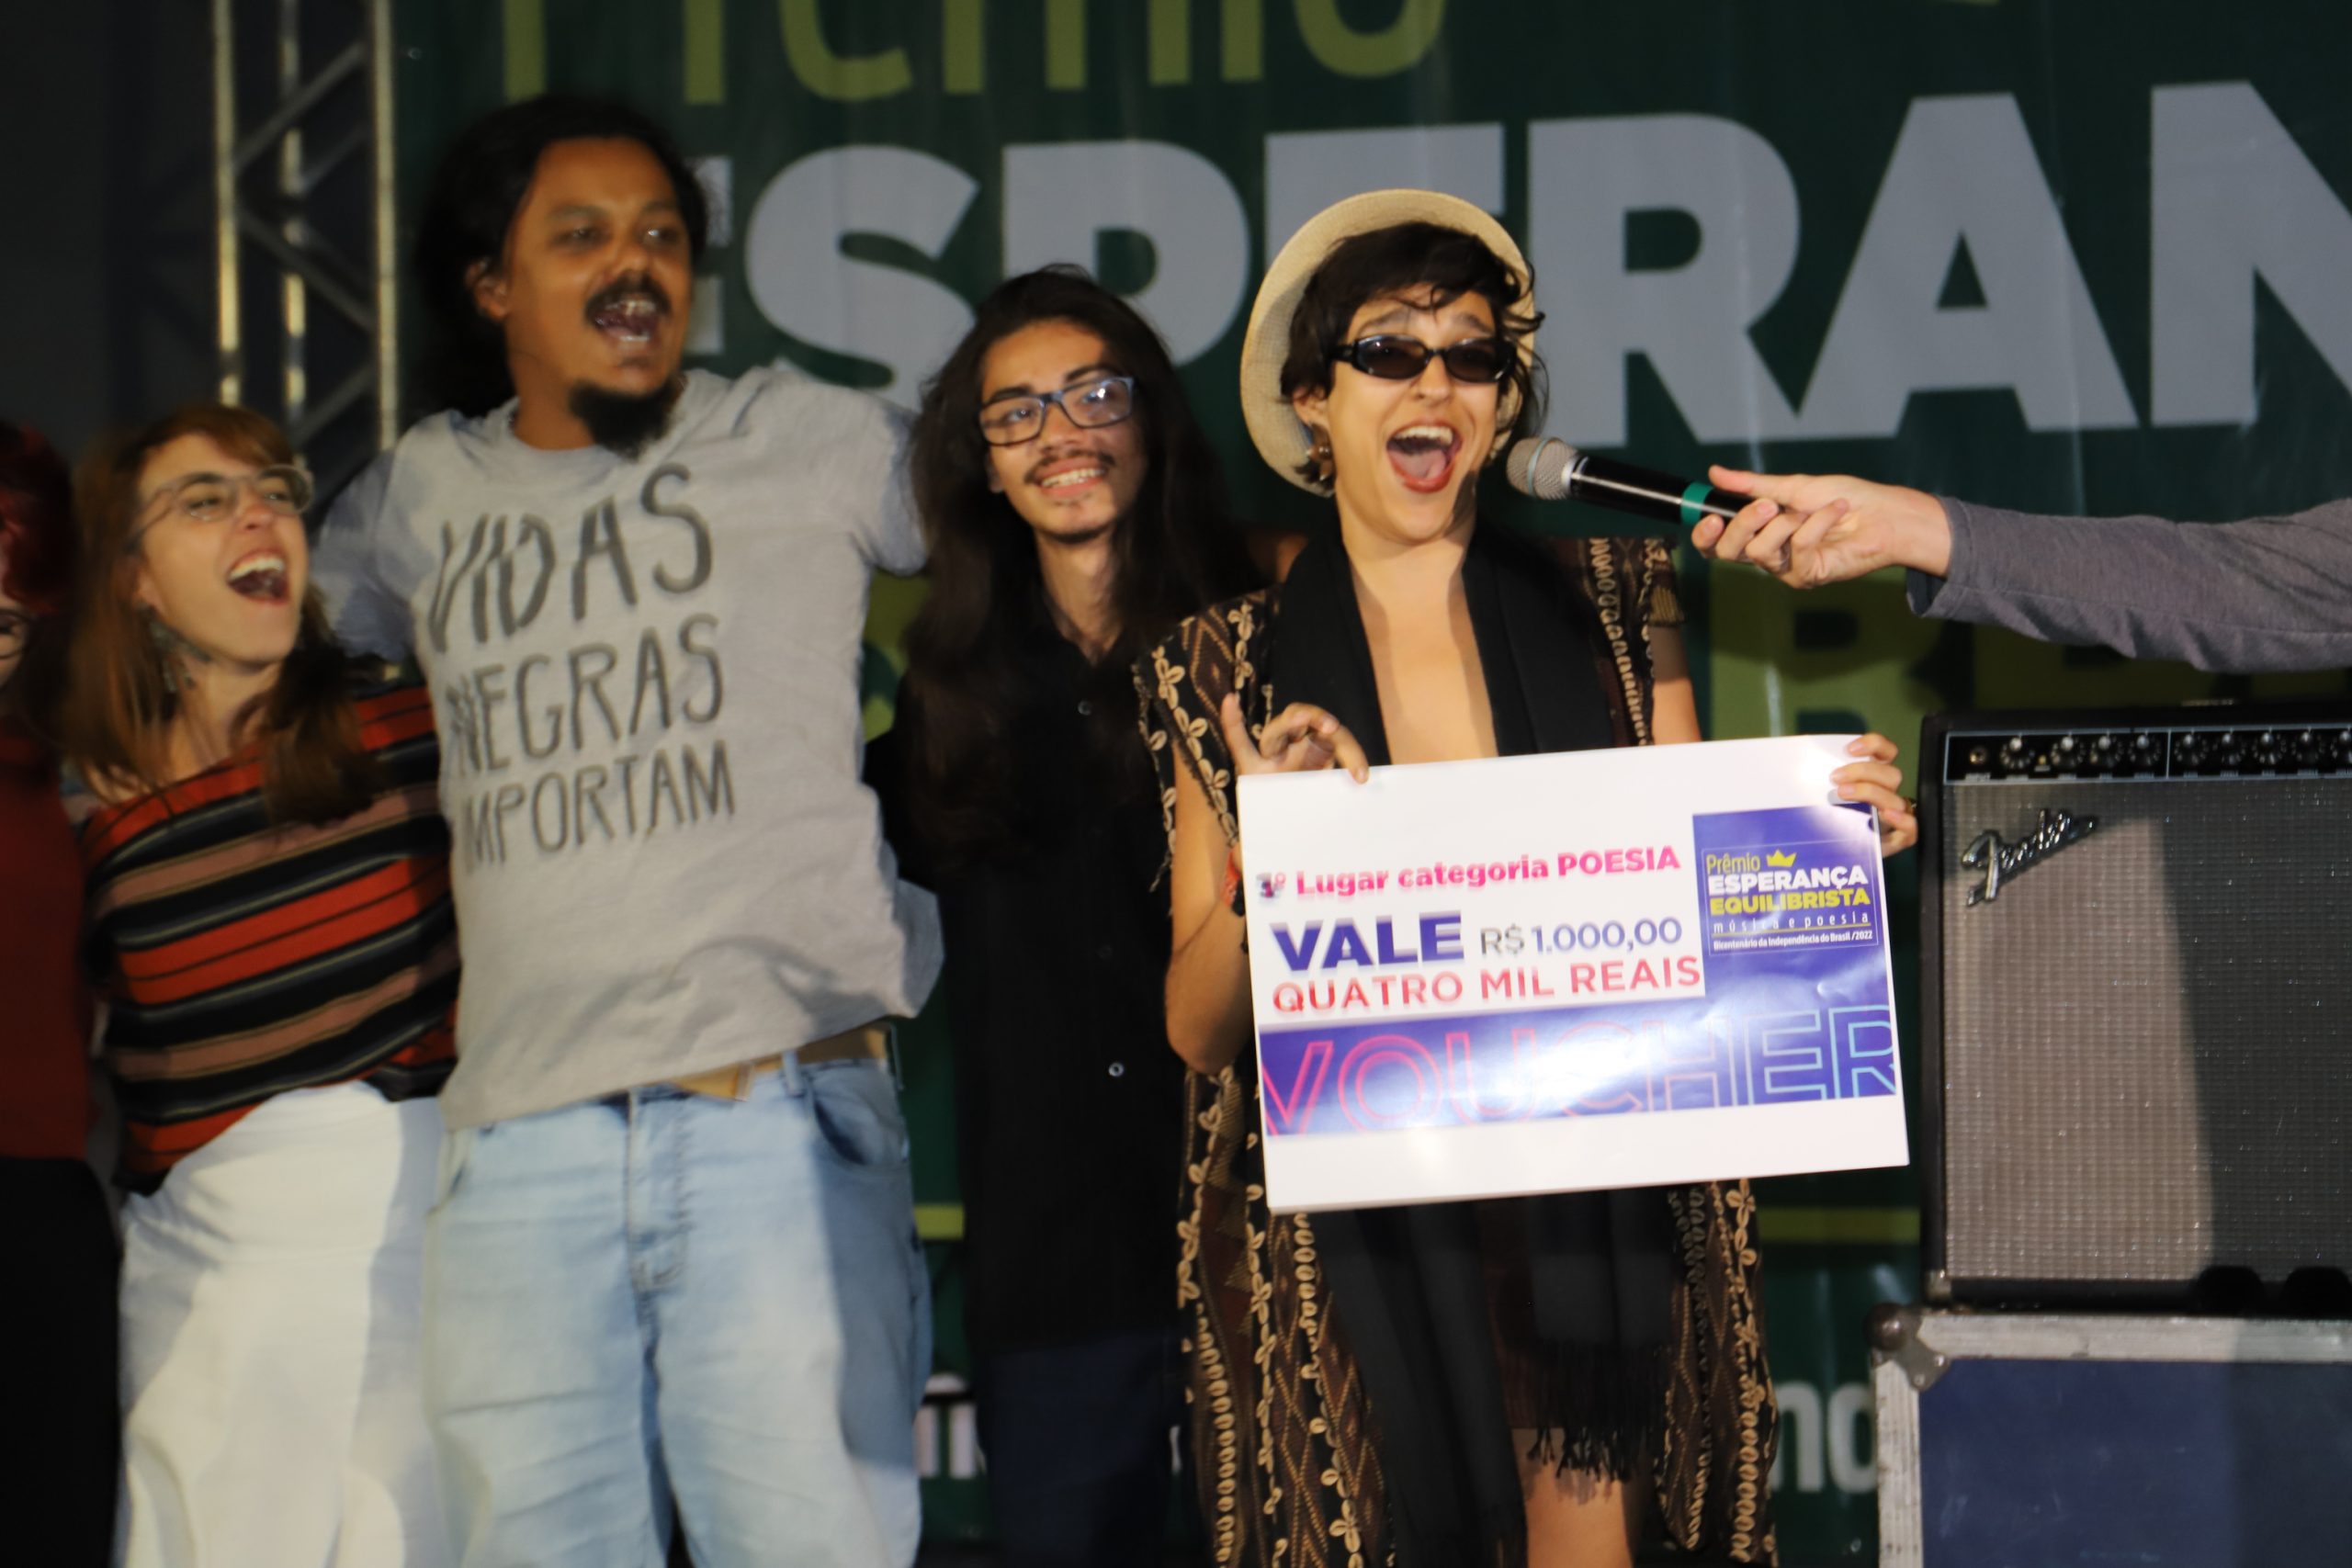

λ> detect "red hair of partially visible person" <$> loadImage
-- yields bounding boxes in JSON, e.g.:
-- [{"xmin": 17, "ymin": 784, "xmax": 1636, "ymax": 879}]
[
  {"xmin": 0, "ymin": 423, "xmax": 74, "ymax": 615},
  {"xmin": 0, "ymin": 423, "xmax": 78, "ymax": 736},
  {"xmin": 65, "ymin": 403, "xmax": 380, "ymax": 823}
]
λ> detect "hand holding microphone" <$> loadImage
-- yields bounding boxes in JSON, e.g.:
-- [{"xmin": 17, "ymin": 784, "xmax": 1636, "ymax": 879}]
[
  {"xmin": 1504, "ymin": 437, "xmax": 1759, "ymax": 524},
  {"xmin": 1503, "ymin": 438, "xmax": 1955, "ymax": 589},
  {"xmin": 1695, "ymin": 464, "xmax": 1954, "ymax": 587}
]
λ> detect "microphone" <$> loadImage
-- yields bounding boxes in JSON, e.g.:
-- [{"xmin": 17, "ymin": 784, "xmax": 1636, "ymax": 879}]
[{"xmin": 1504, "ymin": 437, "xmax": 1756, "ymax": 526}]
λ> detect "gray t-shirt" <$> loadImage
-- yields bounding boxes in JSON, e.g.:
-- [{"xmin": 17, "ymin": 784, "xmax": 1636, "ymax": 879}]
[
  {"xmin": 315, "ymin": 367, "xmax": 942, "ymax": 1129},
  {"xmin": 1910, "ymin": 495, "xmax": 2352, "ymax": 673}
]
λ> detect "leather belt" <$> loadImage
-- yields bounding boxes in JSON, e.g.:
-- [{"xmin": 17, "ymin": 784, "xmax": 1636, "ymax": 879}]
[{"xmin": 668, "ymin": 1021, "xmax": 891, "ymax": 1100}]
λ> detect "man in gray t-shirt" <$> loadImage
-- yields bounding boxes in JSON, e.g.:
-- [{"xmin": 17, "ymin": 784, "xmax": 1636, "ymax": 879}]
[
  {"xmin": 313, "ymin": 96, "xmax": 937, "ymax": 1567},
  {"xmin": 1687, "ymin": 463, "xmax": 2352, "ymax": 673}
]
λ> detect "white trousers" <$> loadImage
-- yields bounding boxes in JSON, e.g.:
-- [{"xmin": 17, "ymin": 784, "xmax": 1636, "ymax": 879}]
[{"xmin": 118, "ymin": 1082, "xmax": 450, "ymax": 1568}]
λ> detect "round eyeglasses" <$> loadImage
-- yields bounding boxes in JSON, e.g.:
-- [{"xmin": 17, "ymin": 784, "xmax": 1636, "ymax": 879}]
[
  {"xmin": 128, "ymin": 466, "xmax": 313, "ymax": 553},
  {"xmin": 1329, "ymin": 335, "xmax": 1511, "ymax": 384},
  {"xmin": 978, "ymin": 375, "xmax": 1136, "ymax": 446}
]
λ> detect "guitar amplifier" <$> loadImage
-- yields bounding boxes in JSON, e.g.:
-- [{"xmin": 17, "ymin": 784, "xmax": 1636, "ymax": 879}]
[{"xmin": 1919, "ymin": 704, "xmax": 2352, "ymax": 1308}]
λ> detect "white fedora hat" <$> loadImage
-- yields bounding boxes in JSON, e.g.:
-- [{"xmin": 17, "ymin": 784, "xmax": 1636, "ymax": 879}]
[{"xmin": 1239, "ymin": 188, "xmax": 1535, "ymax": 491}]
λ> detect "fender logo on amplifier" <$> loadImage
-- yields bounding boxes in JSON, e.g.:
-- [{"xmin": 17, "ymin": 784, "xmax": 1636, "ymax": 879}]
[{"xmin": 1962, "ymin": 809, "xmax": 2098, "ymax": 907}]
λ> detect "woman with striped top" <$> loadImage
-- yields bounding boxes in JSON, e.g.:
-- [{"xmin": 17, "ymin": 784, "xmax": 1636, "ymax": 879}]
[{"xmin": 64, "ymin": 404, "xmax": 458, "ymax": 1568}]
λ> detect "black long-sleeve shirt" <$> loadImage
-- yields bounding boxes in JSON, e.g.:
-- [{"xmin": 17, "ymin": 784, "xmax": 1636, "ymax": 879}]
[{"xmin": 873, "ymin": 623, "xmax": 1188, "ymax": 1355}]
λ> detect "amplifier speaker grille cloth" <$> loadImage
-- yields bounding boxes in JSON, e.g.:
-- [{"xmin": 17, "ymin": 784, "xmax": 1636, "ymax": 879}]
[{"xmin": 1940, "ymin": 777, "xmax": 2352, "ymax": 1289}]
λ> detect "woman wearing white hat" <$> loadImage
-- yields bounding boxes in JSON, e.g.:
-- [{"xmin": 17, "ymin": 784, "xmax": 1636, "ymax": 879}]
[{"xmin": 1139, "ymin": 190, "xmax": 1915, "ymax": 1568}]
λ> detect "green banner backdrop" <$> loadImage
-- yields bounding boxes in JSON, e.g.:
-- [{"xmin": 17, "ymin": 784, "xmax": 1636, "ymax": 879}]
[{"xmin": 390, "ymin": 3, "xmax": 2352, "ymax": 1557}]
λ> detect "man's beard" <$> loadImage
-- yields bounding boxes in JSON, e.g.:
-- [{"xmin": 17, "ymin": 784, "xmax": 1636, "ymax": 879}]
[{"xmin": 570, "ymin": 378, "xmax": 681, "ymax": 460}]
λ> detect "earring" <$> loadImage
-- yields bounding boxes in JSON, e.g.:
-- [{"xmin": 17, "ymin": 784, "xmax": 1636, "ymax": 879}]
[
  {"xmin": 143, "ymin": 610, "xmax": 206, "ymax": 694},
  {"xmin": 145, "ymin": 613, "xmax": 182, "ymax": 694},
  {"xmin": 1310, "ymin": 434, "xmax": 1334, "ymax": 486}
]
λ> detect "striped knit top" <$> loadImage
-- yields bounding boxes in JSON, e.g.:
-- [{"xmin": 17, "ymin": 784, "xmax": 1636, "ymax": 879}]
[{"xmin": 82, "ymin": 682, "xmax": 458, "ymax": 1190}]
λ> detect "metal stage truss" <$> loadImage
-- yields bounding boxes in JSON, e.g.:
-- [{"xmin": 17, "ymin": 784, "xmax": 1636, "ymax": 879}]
[{"xmin": 210, "ymin": 0, "xmax": 397, "ymax": 497}]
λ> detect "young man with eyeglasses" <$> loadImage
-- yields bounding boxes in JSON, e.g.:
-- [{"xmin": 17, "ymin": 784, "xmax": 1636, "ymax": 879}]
[
  {"xmin": 311, "ymin": 96, "xmax": 939, "ymax": 1566},
  {"xmin": 869, "ymin": 266, "xmax": 1254, "ymax": 1565}
]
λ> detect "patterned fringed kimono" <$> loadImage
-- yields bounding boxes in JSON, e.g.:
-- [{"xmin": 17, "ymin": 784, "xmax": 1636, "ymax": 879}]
[{"xmin": 1137, "ymin": 536, "xmax": 1779, "ymax": 1568}]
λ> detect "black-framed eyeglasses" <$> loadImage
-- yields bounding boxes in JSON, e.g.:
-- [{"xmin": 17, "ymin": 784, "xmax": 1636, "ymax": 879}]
[
  {"xmin": 0, "ymin": 610, "xmax": 30, "ymax": 656},
  {"xmin": 1330, "ymin": 334, "xmax": 1512, "ymax": 385},
  {"xmin": 978, "ymin": 375, "xmax": 1136, "ymax": 446}
]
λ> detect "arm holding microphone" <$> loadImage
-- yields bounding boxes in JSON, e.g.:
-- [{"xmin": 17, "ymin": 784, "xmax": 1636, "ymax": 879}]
[
  {"xmin": 1501, "ymin": 440, "xmax": 1917, "ymax": 852},
  {"xmin": 1690, "ymin": 463, "xmax": 2352, "ymax": 674},
  {"xmin": 1502, "ymin": 438, "xmax": 1946, "ymax": 574},
  {"xmin": 1513, "ymin": 435, "xmax": 2352, "ymax": 671}
]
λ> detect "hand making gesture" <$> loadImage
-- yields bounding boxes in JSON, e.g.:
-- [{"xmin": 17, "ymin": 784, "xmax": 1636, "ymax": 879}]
[{"xmin": 1217, "ymin": 693, "xmax": 1371, "ymax": 781}]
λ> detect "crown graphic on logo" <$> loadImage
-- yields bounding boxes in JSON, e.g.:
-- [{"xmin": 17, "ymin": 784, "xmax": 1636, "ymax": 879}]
[{"xmin": 1765, "ymin": 850, "xmax": 1797, "ymax": 867}]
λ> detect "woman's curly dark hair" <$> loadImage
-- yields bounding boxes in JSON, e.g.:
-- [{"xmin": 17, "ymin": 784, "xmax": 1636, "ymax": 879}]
[{"xmin": 1278, "ymin": 221, "xmax": 1546, "ymax": 491}]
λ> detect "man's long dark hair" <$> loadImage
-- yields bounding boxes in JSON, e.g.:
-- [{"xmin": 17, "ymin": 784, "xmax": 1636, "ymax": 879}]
[
  {"xmin": 411, "ymin": 95, "xmax": 708, "ymax": 418},
  {"xmin": 901, "ymin": 266, "xmax": 1255, "ymax": 865}
]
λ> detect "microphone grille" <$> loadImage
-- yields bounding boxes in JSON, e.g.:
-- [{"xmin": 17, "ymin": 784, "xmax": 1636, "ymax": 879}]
[{"xmin": 1504, "ymin": 437, "xmax": 1579, "ymax": 502}]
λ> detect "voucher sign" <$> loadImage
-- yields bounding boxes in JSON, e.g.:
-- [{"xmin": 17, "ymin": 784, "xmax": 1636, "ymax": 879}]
[{"xmin": 1235, "ymin": 736, "xmax": 1908, "ymax": 1213}]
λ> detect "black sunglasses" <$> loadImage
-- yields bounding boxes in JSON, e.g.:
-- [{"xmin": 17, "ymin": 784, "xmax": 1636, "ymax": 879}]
[{"xmin": 1329, "ymin": 334, "xmax": 1512, "ymax": 384}]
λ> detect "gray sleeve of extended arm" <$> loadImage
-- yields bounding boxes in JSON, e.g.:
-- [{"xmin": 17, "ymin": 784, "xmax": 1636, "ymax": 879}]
[
  {"xmin": 311, "ymin": 450, "xmax": 415, "ymax": 660},
  {"xmin": 1905, "ymin": 495, "xmax": 2352, "ymax": 673}
]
